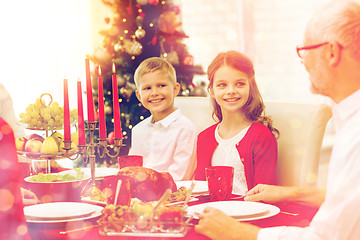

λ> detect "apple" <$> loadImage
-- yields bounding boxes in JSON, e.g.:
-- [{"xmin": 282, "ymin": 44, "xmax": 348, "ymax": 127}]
[
  {"xmin": 29, "ymin": 133, "xmax": 45, "ymax": 143},
  {"xmin": 25, "ymin": 139, "xmax": 43, "ymax": 157},
  {"xmin": 15, "ymin": 137, "xmax": 28, "ymax": 151},
  {"xmin": 107, "ymin": 131, "xmax": 115, "ymax": 145}
]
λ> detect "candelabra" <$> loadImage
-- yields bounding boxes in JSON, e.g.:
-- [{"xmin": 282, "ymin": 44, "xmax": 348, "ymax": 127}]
[{"xmin": 63, "ymin": 121, "xmax": 123, "ymax": 198}]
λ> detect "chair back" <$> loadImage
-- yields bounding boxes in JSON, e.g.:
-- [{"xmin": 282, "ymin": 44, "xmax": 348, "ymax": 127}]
[
  {"xmin": 174, "ymin": 97, "xmax": 215, "ymax": 133},
  {"xmin": 174, "ymin": 97, "xmax": 333, "ymax": 187},
  {"xmin": 265, "ymin": 101, "xmax": 332, "ymax": 187}
]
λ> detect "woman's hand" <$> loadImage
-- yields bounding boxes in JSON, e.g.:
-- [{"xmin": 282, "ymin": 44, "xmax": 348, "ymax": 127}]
[{"xmin": 21, "ymin": 188, "xmax": 40, "ymax": 206}]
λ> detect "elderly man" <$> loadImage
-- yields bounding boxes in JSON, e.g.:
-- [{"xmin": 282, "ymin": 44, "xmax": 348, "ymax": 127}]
[{"xmin": 195, "ymin": 0, "xmax": 360, "ymax": 239}]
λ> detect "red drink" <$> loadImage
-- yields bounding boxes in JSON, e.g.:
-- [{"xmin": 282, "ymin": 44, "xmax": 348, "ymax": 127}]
[{"xmin": 205, "ymin": 166, "xmax": 234, "ymax": 201}]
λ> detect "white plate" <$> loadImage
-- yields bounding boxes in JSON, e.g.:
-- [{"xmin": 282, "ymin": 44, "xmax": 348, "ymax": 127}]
[
  {"xmin": 187, "ymin": 201, "xmax": 280, "ymax": 221},
  {"xmin": 175, "ymin": 181, "xmax": 208, "ymax": 194},
  {"xmin": 24, "ymin": 202, "xmax": 103, "ymax": 220},
  {"xmin": 25, "ymin": 209, "xmax": 103, "ymax": 224}
]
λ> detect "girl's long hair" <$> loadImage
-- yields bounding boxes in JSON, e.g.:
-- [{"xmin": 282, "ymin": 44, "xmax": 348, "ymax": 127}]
[{"xmin": 207, "ymin": 51, "xmax": 279, "ymax": 138}]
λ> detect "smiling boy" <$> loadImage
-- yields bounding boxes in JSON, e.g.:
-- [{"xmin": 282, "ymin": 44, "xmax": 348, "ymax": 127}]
[{"xmin": 129, "ymin": 57, "xmax": 197, "ymax": 181}]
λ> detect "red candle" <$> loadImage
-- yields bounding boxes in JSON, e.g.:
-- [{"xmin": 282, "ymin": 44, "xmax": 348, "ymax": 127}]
[
  {"xmin": 85, "ymin": 58, "xmax": 95, "ymax": 122},
  {"xmin": 63, "ymin": 79, "xmax": 71, "ymax": 141},
  {"xmin": 77, "ymin": 81, "xmax": 86, "ymax": 145},
  {"xmin": 112, "ymin": 64, "xmax": 122, "ymax": 139},
  {"xmin": 98, "ymin": 66, "xmax": 106, "ymax": 140}
]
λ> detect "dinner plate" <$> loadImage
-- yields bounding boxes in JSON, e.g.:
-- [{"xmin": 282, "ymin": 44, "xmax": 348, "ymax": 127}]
[
  {"xmin": 24, "ymin": 202, "xmax": 103, "ymax": 221},
  {"xmin": 175, "ymin": 181, "xmax": 208, "ymax": 195},
  {"xmin": 187, "ymin": 201, "xmax": 280, "ymax": 221}
]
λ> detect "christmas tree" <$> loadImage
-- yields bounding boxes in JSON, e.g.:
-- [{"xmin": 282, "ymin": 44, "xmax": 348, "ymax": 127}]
[{"xmin": 88, "ymin": 0, "xmax": 204, "ymax": 160}]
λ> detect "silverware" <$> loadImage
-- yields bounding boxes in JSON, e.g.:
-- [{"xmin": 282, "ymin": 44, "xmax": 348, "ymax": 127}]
[
  {"xmin": 114, "ymin": 179, "xmax": 122, "ymax": 205},
  {"xmin": 280, "ymin": 211, "xmax": 299, "ymax": 216},
  {"xmin": 182, "ymin": 180, "xmax": 196, "ymax": 208},
  {"xmin": 59, "ymin": 225, "xmax": 97, "ymax": 234},
  {"xmin": 230, "ymin": 195, "xmax": 245, "ymax": 200}
]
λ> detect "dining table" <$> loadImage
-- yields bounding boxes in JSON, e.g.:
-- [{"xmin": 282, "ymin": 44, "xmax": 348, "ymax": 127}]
[{"xmin": 25, "ymin": 192, "xmax": 319, "ymax": 240}]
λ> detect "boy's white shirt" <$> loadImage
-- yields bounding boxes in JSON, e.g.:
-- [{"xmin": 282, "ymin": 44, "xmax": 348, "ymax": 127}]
[{"xmin": 129, "ymin": 108, "xmax": 197, "ymax": 181}]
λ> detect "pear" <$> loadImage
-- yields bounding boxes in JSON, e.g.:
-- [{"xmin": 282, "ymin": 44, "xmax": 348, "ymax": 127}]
[
  {"xmin": 59, "ymin": 141, "xmax": 78, "ymax": 153},
  {"xmin": 51, "ymin": 131, "xmax": 64, "ymax": 147},
  {"xmin": 71, "ymin": 131, "xmax": 79, "ymax": 146},
  {"xmin": 40, "ymin": 136, "xmax": 59, "ymax": 154}
]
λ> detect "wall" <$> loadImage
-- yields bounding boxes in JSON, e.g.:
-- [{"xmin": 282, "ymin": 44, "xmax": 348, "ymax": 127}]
[{"xmin": 181, "ymin": 0, "xmax": 331, "ymax": 103}]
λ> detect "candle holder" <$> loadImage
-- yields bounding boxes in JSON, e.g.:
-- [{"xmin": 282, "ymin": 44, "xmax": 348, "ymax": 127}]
[{"xmin": 64, "ymin": 121, "xmax": 123, "ymax": 200}]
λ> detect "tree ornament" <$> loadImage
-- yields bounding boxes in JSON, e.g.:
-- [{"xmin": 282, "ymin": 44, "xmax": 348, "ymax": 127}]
[
  {"xmin": 183, "ymin": 55, "xmax": 194, "ymax": 65},
  {"xmin": 123, "ymin": 39, "xmax": 143, "ymax": 56},
  {"xmin": 136, "ymin": 0, "xmax": 149, "ymax": 5},
  {"xmin": 158, "ymin": 11, "xmax": 180, "ymax": 34},
  {"xmin": 135, "ymin": 27, "xmax": 146, "ymax": 39},
  {"xmin": 148, "ymin": 0, "xmax": 159, "ymax": 5},
  {"xmin": 163, "ymin": 51, "xmax": 179, "ymax": 65},
  {"xmin": 105, "ymin": 105, "xmax": 112, "ymax": 115},
  {"xmin": 172, "ymin": 6, "xmax": 181, "ymax": 15},
  {"xmin": 181, "ymin": 89, "xmax": 190, "ymax": 96},
  {"xmin": 135, "ymin": 16, "xmax": 144, "ymax": 26},
  {"xmin": 114, "ymin": 42, "xmax": 123, "ymax": 52},
  {"xmin": 193, "ymin": 85, "xmax": 207, "ymax": 97},
  {"xmin": 117, "ymin": 75, "xmax": 127, "ymax": 87},
  {"xmin": 120, "ymin": 86, "xmax": 134, "ymax": 100},
  {"xmin": 151, "ymin": 36, "xmax": 158, "ymax": 45}
]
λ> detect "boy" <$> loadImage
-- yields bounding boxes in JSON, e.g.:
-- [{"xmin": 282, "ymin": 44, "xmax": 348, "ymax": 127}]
[{"xmin": 129, "ymin": 57, "xmax": 197, "ymax": 181}]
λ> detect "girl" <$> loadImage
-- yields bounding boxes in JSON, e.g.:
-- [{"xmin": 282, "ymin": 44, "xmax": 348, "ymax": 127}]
[{"xmin": 194, "ymin": 51, "xmax": 279, "ymax": 195}]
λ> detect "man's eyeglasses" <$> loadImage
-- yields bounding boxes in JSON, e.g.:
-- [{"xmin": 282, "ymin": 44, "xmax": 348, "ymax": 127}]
[{"xmin": 296, "ymin": 42, "xmax": 329, "ymax": 58}]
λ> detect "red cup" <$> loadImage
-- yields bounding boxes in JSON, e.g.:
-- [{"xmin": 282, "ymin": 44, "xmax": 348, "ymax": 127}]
[
  {"xmin": 118, "ymin": 155, "xmax": 143, "ymax": 169},
  {"xmin": 205, "ymin": 166, "xmax": 234, "ymax": 201}
]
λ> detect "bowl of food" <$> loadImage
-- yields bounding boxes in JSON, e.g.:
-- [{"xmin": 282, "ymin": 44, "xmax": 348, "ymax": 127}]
[{"xmin": 24, "ymin": 168, "xmax": 90, "ymax": 203}]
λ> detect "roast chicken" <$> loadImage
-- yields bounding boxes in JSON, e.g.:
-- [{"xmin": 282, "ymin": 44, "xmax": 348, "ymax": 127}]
[{"xmin": 117, "ymin": 166, "xmax": 177, "ymax": 202}]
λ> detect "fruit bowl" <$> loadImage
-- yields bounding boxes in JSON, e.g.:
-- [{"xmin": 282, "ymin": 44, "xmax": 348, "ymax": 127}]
[{"xmin": 24, "ymin": 170, "xmax": 90, "ymax": 203}]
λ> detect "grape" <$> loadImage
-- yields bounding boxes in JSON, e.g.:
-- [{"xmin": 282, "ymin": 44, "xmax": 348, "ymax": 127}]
[
  {"xmin": 51, "ymin": 102, "xmax": 59, "ymax": 108},
  {"xmin": 43, "ymin": 113, "xmax": 52, "ymax": 121},
  {"xmin": 31, "ymin": 110, "xmax": 39, "ymax": 118},
  {"xmin": 21, "ymin": 97, "xmax": 76, "ymax": 130}
]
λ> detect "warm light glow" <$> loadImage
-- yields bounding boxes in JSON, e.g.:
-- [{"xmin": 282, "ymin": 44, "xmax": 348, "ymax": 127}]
[
  {"xmin": 112, "ymin": 63, "xmax": 116, "ymax": 73},
  {"xmin": 122, "ymin": 18, "xmax": 127, "ymax": 22},
  {"xmin": 2, "ymin": 1, "xmax": 92, "ymax": 114},
  {"xmin": 124, "ymin": 30, "xmax": 129, "ymax": 34},
  {"xmin": 149, "ymin": 23, "xmax": 154, "ymax": 27},
  {"xmin": 98, "ymin": 65, "xmax": 102, "ymax": 75}
]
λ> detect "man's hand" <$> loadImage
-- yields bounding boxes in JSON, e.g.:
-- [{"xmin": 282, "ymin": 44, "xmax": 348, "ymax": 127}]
[
  {"xmin": 195, "ymin": 207, "xmax": 260, "ymax": 240},
  {"xmin": 245, "ymin": 184, "xmax": 325, "ymax": 208},
  {"xmin": 21, "ymin": 188, "xmax": 40, "ymax": 206}
]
